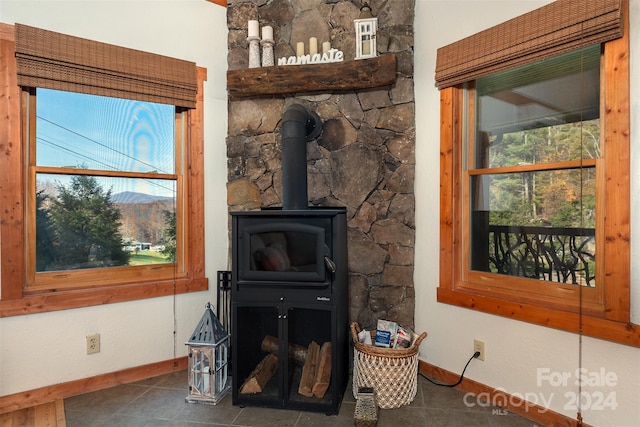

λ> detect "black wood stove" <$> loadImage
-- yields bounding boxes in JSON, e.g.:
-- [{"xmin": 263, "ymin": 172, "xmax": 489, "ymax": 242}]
[{"xmin": 230, "ymin": 105, "xmax": 349, "ymax": 414}]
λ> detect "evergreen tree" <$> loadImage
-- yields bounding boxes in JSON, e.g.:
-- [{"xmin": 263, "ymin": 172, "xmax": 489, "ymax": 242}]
[
  {"xmin": 35, "ymin": 190, "xmax": 56, "ymax": 271},
  {"xmin": 47, "ymin": 175, "xmax": 130, "ymax": 269},
  {"xmin": 160, "ymin": 209, "xmax": 177, "ymax": 262}
]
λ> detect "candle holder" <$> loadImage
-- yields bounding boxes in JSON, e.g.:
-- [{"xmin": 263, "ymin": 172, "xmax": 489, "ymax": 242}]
[
  {"xmin": 185, "ymin": 302, "xmax": 231, "ymax": 405},
  {"xmin": 354, "ymin": 2, "xmax": 378, "ymax": 60},
  {"xmin": 261, "ymin": 38, "xmax": 274, "ymax": 67},
  {"xmin": 247, "ymin": 36, "xmax": 261, "ymax": 68}
]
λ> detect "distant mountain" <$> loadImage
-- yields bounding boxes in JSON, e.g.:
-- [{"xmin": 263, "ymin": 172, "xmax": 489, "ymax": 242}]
[
  {"xmin": 112, "ymin": 192, "xmax": 175, "ymax": 244},
  {"xmin": 111, "ymin": 191, "xmax": 174, "ymax": 204}
]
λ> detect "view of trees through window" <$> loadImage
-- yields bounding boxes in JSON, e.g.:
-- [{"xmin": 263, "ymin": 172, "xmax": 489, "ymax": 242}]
[
  {"xmin": 472, "ymin": 123, "xmax": 597, "ymax": 287},
  {"xmin": 33, "ymin": 89, "xmax": 178, "ymax": 273},
  {"xmin": 469, "ymin": 46, "xmax": 600, "ymax": 287},
  {"xmin": 482, "ymin": 121, "xmax": 597, "ymax": 229},
  {"xmin": 35, "ymin": 175, "xmax": 177, "ymax": 272}
]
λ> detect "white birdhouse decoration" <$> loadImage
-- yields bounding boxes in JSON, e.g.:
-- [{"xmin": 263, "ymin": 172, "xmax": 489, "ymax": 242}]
[
  {"xmin": 185, "ymin": 302, "xmax": 231, "ymax": 405},
  {"xmin": 354, "ymin": 2, "xmax": 378, "ymax": 60}
]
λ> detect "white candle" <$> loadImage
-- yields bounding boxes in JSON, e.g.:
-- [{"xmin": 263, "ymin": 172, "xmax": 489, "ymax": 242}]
[
  {"xmin": 261, "ymin": 26, "xmax": 273, "ymax": 41},
  {"xmin": 322, "ymin": 41, "xmax": 331, "ymax": 54},
  {"xmin": 362, "ymin": 38, "xmax": 371, "ymax": 55},
  {"xmin": 296, "ymin": 42, "xmax": 305, "ymax": 57},
  {"xmin": 248, "ymin": 20, "xmax": 259, "ymax": 38},
  {"xmin": 309, "ymin": 37, "xmax": 318, "ymax": 56}
]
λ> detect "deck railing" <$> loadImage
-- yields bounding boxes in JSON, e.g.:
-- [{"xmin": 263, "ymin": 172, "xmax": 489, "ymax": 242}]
[{"xmin": 487, "ymin": 225, "xmax": 595, "ymax": 287}]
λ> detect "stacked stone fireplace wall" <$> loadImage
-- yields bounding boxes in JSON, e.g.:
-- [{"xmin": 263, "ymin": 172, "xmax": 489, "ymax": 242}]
[{"xmin": 226, "ymin": 0, "xmax": 416, "ymax": 330}]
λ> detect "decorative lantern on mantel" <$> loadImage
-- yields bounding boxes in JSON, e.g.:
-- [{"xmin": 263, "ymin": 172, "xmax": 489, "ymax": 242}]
[
  {"xmin": 185, "ymin": 302, "xmax": 230, "ymax": 405},
  {"xmin": 354, "ymin": 2, "xmax": 378, "ymax": 60}
]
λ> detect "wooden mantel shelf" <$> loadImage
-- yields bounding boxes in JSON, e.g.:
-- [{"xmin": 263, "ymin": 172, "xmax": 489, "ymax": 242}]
[{"xmin": 227, "ymin": 54, "xmax": 397, "ymax": 98}]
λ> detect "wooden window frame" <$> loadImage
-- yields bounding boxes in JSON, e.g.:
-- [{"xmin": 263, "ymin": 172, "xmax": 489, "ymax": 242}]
[
  {"xmin": 24, "ymin": 90, "xmax": 186, "ymax": 292},
  {"xmin": 437, "ymin": 8, "xmax": 639, "ymax": 347},
  {"xmin": 462, "ymin": 72, "xmax": 604, "ymax": 316},
  {"xmin": 0, "ymin": 23, "xmax": 208, "ymax": 317}
]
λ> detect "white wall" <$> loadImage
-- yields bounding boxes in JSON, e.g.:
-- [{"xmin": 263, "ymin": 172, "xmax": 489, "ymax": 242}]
[
  {"xmin": 0, "ymin": 0, "xmax": 229, "ymax": 396},
  {"xmin": 414, "ymin": 1, "xmax": 640, "ymax": 426}
]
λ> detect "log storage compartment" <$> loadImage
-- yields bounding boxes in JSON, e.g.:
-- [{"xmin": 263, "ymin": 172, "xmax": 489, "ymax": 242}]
[{"xmin": 231, "ymin": 208, "xmax": 348, "ymax": 414}]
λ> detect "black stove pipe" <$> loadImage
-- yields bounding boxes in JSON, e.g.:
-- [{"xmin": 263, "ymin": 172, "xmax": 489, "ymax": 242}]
[{"xmin": 281, "ymin": 104, "xmax": 322, "ymax": 210}]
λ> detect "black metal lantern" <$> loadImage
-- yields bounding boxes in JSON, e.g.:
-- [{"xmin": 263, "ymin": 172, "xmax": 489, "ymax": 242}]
[{"xmin": 185, "ymin": 302, "xmax": 230, "ymax": 404}]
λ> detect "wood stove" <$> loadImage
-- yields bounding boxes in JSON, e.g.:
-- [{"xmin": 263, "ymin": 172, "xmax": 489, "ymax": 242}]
[{"xmin": 230, "ymin": 207, "xmax": 348, "ymax": 414}]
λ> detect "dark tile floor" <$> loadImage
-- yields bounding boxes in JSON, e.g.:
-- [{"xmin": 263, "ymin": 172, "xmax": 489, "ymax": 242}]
[{"xmin": 64, "ymin": 370, "xmax": 540, "ymax": 426}]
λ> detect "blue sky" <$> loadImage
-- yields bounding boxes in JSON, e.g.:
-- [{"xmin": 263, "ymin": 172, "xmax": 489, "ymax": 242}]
[{"xmin": 36, "ymin": 89, "xmax": 176, "ymax": 198}]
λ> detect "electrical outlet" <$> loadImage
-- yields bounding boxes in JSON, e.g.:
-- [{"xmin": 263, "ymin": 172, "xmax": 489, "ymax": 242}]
[
  {"xmin": 86, "ymin": 333, "xmax": 100, "ymax": 354},
  {"xmin": 473, "ymin": 339, "xmax": 485, "ymax": 361}
]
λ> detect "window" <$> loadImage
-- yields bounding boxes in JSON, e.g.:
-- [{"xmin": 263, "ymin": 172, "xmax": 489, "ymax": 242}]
[
  {"xmin": 28, "ymin": 89, "xmax": 182, "ymax": 290},
  {"xmin": 467, "ymin": 45, "xmax": 602, "ymax": 311},
  {"xmin": 0, "ymin": 24, "xmax": 207, "ymax": 316},
  {"xmin": 436, "ymin": 0, "xmax": 639, "ymax": 346}
]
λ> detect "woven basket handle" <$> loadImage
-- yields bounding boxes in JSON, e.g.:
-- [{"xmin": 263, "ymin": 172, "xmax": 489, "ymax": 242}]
[
  {"xmin": 350, "ymin": 322, "xmax": 362, "ymax": 344},
  {"xmin": 412, "ymin": 331, "xmax": 428, "ymax": 348}
]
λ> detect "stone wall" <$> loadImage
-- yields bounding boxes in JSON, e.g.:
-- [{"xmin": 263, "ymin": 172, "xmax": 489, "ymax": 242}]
[{"xmin": 226, "ymin": 0, "xmax": 416, "ymax": 330}]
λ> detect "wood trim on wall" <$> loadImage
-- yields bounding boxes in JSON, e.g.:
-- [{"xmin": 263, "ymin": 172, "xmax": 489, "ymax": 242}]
[
  {"xmin": 206, "ymin": 0, "xmax": 227, "ymax": 6},
  {"xmin": 0, "ymin": 355, "xmax": 585, "ymax": 425},
  {"xmin": 602, "ymin": 0, "xmax": 631, "ymax": 323},
  {"xmin": 0, "ymin": 357, "xmax": 188, "ymax": 415},
  {"xmin": 418, "ymin": 360, "xmax": 586, "ymax": 427},
  {"xmin": 0, "ymin": 23, "xmax": 26, "ymax": 301},
  {"xmin": 188, "ymin": 66, "xmax": 208, "ymax": 278},
  {"xmin": 0, "ymin": 278, "xmax": 208, "ymax": 317}
]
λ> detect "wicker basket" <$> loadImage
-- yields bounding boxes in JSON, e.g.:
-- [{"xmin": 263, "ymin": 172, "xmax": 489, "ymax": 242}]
[{"xmin": 351, "ymin": 322, "xmax": 427, "ymax": 409}]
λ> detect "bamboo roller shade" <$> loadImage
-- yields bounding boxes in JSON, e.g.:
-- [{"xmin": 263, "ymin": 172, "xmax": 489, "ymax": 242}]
[
  {"xmin": 14, "ymin": 24, "xmax": 198, "ymax": 108},
  {"xmin": 435, "ymin": 0, "xmax": 623, "ymax": 89}
]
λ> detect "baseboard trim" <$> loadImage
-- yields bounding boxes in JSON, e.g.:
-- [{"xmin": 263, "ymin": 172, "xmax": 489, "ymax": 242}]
[
  {"xmin": 418, "ymin": 360, "xmax": 587, "ymax": 427},
  {"xmin": 1, "ymin": 356, "xmax": 588, "ymax": 425},
  {"xmin": 0, "ymin": 356, "xmax": 188, "ymax": 415}
]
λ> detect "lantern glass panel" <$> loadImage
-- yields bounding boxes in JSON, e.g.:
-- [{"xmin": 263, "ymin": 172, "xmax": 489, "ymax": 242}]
[
  {"xmin": 361, "ymin": 35, "xmax": 371, "ymax": 55},
  {"xmin": 214, "ymin": 343, "xmax": 229, "ymax": 393},
  {"xmin": 190, "ymin": 347, "xmax": 213, "ymax": 396}
]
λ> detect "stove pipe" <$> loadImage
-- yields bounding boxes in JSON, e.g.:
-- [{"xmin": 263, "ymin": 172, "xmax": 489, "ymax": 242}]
[{"xmin": 281, "ymin": 104, "xmax": 322, "ymax": 210}]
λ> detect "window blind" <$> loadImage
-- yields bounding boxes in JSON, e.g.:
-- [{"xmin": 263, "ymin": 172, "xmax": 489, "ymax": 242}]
[
  {"xmin": 15, "ymin": 24, "xmax": 198, "ymax": 108},
  {"xmin": 434, "ymin": 0, "xmax": 623, "ymax": 89}
]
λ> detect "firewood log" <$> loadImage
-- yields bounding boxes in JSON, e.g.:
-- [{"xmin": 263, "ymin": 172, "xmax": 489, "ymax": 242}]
[
  {"xmin": 298, "ymin": 341, "xmax": 320, "ymax": 397},
  {"xmin": 261, "ymin": 335, "xmax": 307, "ymax": 365},
  {"xmin": 312, "ymin": 342, "xmax": 332, "ymax": 398},
  {"xmin": 239, "ymin": 353, "xmax": 278, "ymax": 394}
]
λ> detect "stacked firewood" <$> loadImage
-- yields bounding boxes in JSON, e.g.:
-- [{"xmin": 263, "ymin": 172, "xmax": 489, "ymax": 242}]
[{"xmin": 239, "ymin": 335, "xmax": 332, "ymax": 398}]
